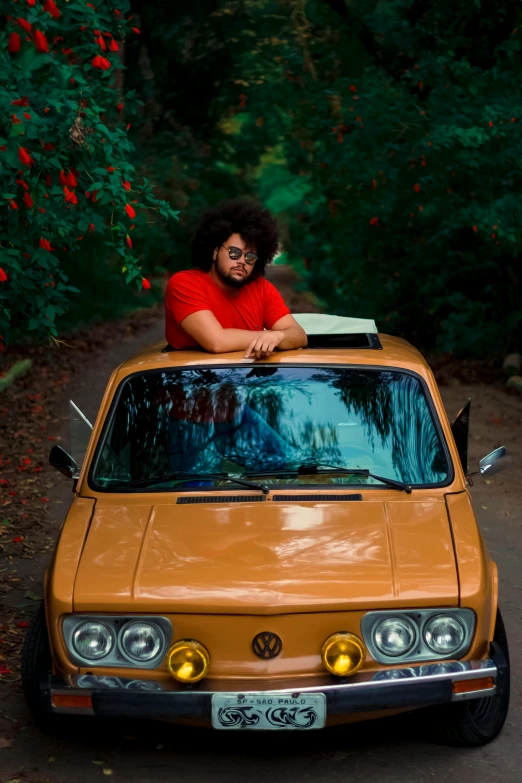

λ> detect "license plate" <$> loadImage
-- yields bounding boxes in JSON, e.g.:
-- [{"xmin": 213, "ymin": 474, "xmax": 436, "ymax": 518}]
[{"xmin": 211, "ymin": 692, "xmax": 326, "ymax": 730}]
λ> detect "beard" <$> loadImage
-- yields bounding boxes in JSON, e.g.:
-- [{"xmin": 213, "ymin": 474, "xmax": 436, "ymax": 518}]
[{"xmin": 214, "ymin": 259, "xmax": 250, "ymax": 289}]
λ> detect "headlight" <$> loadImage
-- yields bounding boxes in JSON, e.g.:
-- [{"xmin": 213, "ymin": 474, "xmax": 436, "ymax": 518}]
[
  {"xmin": 321, "ymin": 632, "xmax": 365, "ymax": 676},
  {"xmin": 72, "ymin": 621, "xmax": 114, "ymax": 660},
  {"xmin": 423, "ymin": 615, "xmax": 466, "ymax": 655},
  {"xmin": 373, "ymin": 617, "xmax": 416, "ymax": 657},
  {"xmin": 120, "ymin": 622, "xmax": 163, "ymax": 662},
  {"xmin": 167, "ymin": 640, "xmax": 210, "ymax": 683}
]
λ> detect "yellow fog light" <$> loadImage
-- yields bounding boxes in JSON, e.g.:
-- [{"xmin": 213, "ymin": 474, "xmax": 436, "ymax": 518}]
[
  {"xmin": 321, "ymin": 632, "xmax": 365, "ymax": 677},
  {"xmin": 167, "ymin": 640, "xmax": 210, "ymax": 683}
]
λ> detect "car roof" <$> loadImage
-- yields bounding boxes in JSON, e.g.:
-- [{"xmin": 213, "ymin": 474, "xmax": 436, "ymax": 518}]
[{"xmin": 114, "ymin": 333, "xmax": 433, "ymax": 382}]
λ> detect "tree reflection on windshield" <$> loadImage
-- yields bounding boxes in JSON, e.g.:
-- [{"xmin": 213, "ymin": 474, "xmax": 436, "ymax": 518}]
[{"xmin": 92, "ymin": 366, "xmax": 449, "ymax": 489}]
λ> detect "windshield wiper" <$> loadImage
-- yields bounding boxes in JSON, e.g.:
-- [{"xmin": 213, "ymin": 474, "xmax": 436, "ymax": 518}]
[
  {"xmin": 109, "ymin": 472, "xmax": 270, "ymax": 494},
  {"xmin": 246, "ymin": 463, "xmax": 412, "ymax": 493}
]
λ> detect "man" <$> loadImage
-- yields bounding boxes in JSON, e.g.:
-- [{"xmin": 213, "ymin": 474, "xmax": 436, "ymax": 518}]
[
  {"xmin": 165, "ymin": 198, "xmax": 307, "ymax": 358},
  {"xmin": 163, "ymin": 199, "xmax": 305, "ymax": 473}
]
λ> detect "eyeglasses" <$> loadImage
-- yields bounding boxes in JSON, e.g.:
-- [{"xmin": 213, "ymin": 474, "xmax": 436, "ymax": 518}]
[{"xmin": 221, "ymin": 245, "xmax": 258, "ymax": 265}]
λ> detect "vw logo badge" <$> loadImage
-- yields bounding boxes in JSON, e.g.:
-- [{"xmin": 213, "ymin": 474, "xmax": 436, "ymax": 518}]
[{"xmin": 252, "ymin": 632, "xmax": 283, "ymax": 659}]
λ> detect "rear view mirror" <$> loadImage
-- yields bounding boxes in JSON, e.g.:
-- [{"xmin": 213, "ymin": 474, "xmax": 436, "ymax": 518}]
[
  {"xmin": 49, "ymin": 444, "xmax": 79, "ymax": 479},
  {"xmin": 477, "ymin": 446, "xmax": 512, "ymax": 478}
]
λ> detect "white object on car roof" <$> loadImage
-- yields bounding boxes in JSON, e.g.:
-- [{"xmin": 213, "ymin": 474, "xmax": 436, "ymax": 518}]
[{"xmin": 293, "ymin": 313, "xmax": 378, "ymax": 335}]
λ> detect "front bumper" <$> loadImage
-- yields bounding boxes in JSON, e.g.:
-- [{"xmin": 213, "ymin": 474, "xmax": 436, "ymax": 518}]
[{"xmin": 47, "ymin": 644, "xmax": 507, "ymax": 723}]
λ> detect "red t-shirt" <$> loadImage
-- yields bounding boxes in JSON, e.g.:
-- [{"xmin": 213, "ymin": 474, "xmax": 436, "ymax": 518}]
[{"xmin": 165, "ymin": 269, "xmax": 291, "ymax": 349}]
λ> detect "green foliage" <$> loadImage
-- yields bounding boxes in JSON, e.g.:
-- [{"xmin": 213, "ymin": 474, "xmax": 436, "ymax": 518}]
[
  {"xmin": 218, "ymin": 0, "xmax": 522, "ymax": 357},
  {"xmin": 0, "ymin": 0, "xmax": 178, "ymax": 345}
]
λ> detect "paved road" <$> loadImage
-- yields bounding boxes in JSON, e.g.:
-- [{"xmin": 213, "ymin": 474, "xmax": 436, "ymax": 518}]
[{"xmin": 1, "ymin": 289, "xmax": 521, "ymax": 782}]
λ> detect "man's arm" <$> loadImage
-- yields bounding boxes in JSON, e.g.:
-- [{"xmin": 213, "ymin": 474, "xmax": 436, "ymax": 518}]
[
  {"xmin": 180, "ymin": 310, "xmax": 307, "ymax": 358},
  {"xmin": 244, "ymin": 313, "xmax": 307, "ymax": 358}
]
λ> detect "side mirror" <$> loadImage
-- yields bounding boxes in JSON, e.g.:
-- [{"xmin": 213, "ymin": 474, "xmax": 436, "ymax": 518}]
[
  {"xmin": 468, "ymin": 446, "xmax": 512, "ymax": 480},
  {"xmin": 49, "ymin": 444, "xmax": 79, "ymax": 479}
]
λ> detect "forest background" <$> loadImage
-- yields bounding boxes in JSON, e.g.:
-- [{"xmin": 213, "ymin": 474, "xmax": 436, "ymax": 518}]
[{"xmin": 1, "ymin": 0, "xmax": 521, "ymax": 360}]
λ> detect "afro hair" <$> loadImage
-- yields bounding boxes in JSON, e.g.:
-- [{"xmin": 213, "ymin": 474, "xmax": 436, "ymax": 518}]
[{"xmin": 190, "ymin": 198, "xmax": 280, "ymax": 281}]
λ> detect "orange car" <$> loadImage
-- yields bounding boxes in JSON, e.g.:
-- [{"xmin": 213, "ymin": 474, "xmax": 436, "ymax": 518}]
[{"xmin": 22, "ymin": 315, "xmax": 511, "ymax": 745}]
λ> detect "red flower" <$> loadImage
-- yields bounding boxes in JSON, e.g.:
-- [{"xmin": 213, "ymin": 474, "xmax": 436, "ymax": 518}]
[
  {"xmin": 38, "ymin": 207, "xmax": 46, "ymax": 213},
  {"xmin": 106, "ymin": 166, "xmax": 115, "ymax": 172},
  {"xmin": 349, "ymin": 84, "xmax": 357, "ymax": 92},
  {"xmin": 16, "ymin": 178, "xmax": 29, "ymax": 190},
  {"xmin": 34, "ymin": 30, "xmax": 49, "ymax": 53},
  {"xmin": 39, "ymin": 237, "xmax": 54, "ymax": 251},
  {"xmin": 8, "ymin": 32, "xmax": 21, "ymax": 53},
  {"xmin": 109, "ymin": 38, "xmax": 119, "ymax": 52},
  {"xmin": 88, "ymin": 222, "xmax": 95, "ymax": 232},
  {"xmin": 43, "ymin": 142, "xmax": 54, "ymax": 151},
  {"xmin": 23, "ymin": 112, "xmax": 31, "ymax": 120},
  {"xmin": 117, "ymin": 101, "xmax": 124, "ymax": 112},
  {"xmin": 96, "ymin": 34, "xmax": 106, "ymax": 51},
  {"xmin": 23, "ymin": 192, "xmax": 34, "ymax": 208},
  {"xmin": 9, "ymin": 200, "xmax": 18, "ymax": 210},
  {"xmin": 126, "ymin": 234, "xmax": 132, "ymax": 249},
  {"xmin": 43, "ymin": 0, "xmax": 60, "ymax": 18},
  {"xmin": 94, "ymin": 29, "xmax": 101, "ymax": 36},
  {"xmin": 141, "ymin": 278, "xmax": 151, "ymax": 290},
  {"xmin": 114, "ymin": 8, "xmax": 120, "ymax": 15},
  {"xmin": 12, "ymin": 96, "xmax": 29, "ymax": 106},
  {"xmin": 0, "ymin": 268, "xmax": 7, "ymax": 283},
  {"xmin": 63, "ymin": 186, "xmax": 78, "ymax": 204},
  {"xmin": 369, "ymin": 217, "xmax": 379, "ymax": 226},
  {"xmin": 132, "ymin": 27, "xmax": 141, "ymax": 34},
  {"xmin": 125, "ymin": 203, "xmax": 136, "ymax": 218},
  {"xmin": 413, "ymin": 183, "xmax": 421, "ymax": 193},
  {"xmin": 92, "ymin": 55, "xmax": 111, "ymax": 70},
  {"xmin": 59, "ymin": 169, "xmax": 77, "ymax": 188},
  {"xmin": 472, "ymin": 225, "xmax": 478, "ymax": 233},
  {"xmin": 122, "ymin": 180, "xmax": 131, "ymax": 191},
  {"xmin": 45, "ymin": 174, "xmax": 52, "ymax": 187},
  {"xmin": 11, "ymin": 114, "xmax": 22, "ymax": 125},
  {"xmin": 28, "ymin": 0, "xmax": 37, "ymax": 5},
  {"xmin": 17, "ymin": 18, "xmax": 32, "ymax": 34},
  {"xmin": 488, "ymin": 121, "xmax": 493, "ymax": 127},
  {"xmin": 13, "ymin": 536, "xmax": 23, "ymax": 543}
]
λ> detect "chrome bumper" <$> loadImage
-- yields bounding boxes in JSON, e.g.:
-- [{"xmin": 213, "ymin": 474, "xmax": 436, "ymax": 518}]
[{"xmin": 48, "ymin": 647, "xmax": 507, "ymax": 720}]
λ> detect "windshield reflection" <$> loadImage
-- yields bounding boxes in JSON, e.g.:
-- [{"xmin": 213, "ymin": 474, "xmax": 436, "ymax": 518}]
[{"xmin": 92, "ymin": 366, "xmax": 449, "ymax": 490}]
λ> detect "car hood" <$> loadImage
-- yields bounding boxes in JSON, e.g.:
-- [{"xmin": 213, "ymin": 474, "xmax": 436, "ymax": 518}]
[{"xmin": 73, "ymin": 496, "xmax": 458, "ymax": 613}]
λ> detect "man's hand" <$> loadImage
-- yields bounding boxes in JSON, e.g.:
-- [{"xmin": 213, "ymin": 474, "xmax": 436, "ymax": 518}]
[{"xmin": 245, "ymin": 330, "xmax": 285, "ymax": 359}]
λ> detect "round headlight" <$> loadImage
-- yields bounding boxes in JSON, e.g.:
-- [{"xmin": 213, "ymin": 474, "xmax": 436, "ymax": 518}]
[
  {"xmin": 120, "ymin": 622, "xmax": 163, "ymax": 662},
  {"xmin": 72, "ymin": 621, "xmax": 114, "ymax": 660},
  {"xmin": 423, "ymin": 615, "xmax": 466, "ymax": 655},
  {"xmin": 373, "ymin": 617, "xmax": 416, "ymax": 657},
  {"xmin": 321, "ymin": 632, "xmax": 365, "ymax": 677},
  {"xmin": 167, "ymin": 640, "xmax": 210, "ymax": 683}
]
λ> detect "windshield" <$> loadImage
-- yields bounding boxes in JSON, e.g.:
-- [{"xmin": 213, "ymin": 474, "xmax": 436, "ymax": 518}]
[{"xmin": 90, "ymin": 366, "xmax": 450, "ymax": 491}]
